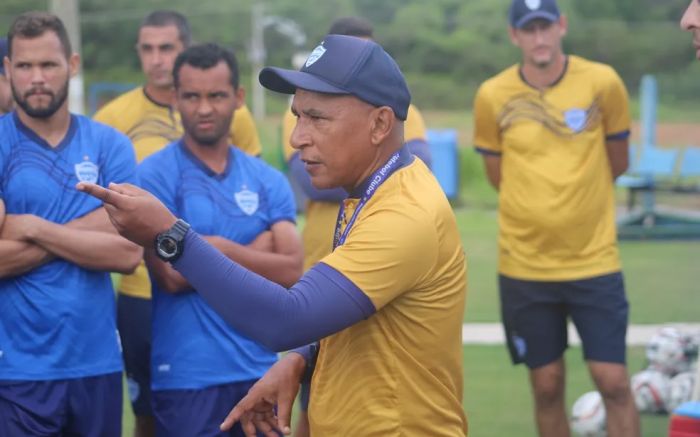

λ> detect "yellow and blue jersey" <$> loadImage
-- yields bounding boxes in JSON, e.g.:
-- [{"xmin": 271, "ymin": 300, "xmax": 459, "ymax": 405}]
[
  {"xmin": 282, "ymin": 104, "xmax": 428, "ymax": 270},
  {"xmin": 309, "ymin": 154, "xmax": 468, "ymax": 436},
  {"xmin": 473, "ymin": 55, "xmax": 630, "ymax": 281},
  {"xmin": 138, "ymin": 142, "xmax": 296, "ymax": 390},
  {"xmin": 93, "ymin": 87, "xmax": 262, "ymax": 300},
  {"xmin": 0, "ymin": 113, "xmax": 135, "ymax": 380}
]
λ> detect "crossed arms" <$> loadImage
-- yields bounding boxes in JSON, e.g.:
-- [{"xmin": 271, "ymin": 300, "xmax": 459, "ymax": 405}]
[{"xmin": 0, "ymin": 204, "xmax": 142, "ymax": 279}]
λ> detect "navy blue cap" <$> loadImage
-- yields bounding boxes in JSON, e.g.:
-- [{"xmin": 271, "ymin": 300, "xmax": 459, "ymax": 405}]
[
  {"xmin": 509, "ymin": 0, "xmax": 560, "ymax": 28},
  {"xmin": 0, "ymin": 38, "xmax": 7, "ymax": 75},
  {"xmin": 259, "ymin": 34, "xmax": 410, "ymax": 120}
]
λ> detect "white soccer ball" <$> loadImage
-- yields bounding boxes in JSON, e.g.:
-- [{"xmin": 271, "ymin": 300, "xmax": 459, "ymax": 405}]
[
  {"xmin": 631, "ymin": 369, "xmax": 671, "ymax": 414},
  {"xmin": 666, "ymin": 371, "xmax": 696, "ymax": 413},
  {"xmin": 646, "ymin": 327, "xmax": 693, "ymax": 377},
  {"xmin": 571, "ymin": 391, "xmax": 607, "ymax": 437}
]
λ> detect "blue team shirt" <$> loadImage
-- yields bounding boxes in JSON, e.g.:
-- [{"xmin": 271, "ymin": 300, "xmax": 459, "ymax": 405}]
[
  {"xmin": 0, "ymin": 112, "xmax": 136, "ymax": 380},
  {"xmin": 138, "ymin": 140, "xmax": 296, "ymax": 390}
]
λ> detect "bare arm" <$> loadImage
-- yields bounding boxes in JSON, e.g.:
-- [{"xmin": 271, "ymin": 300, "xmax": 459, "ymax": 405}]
[
  {"xmin": 606, "ymin": 138, "xmax": 629, "ymax": 180},
  {"xmin": 208, "ymin": 221, "xmax": 303, "ymax": 288},
  {"xmin": 482, "ymin": 154, "xmax": 502, "ymax": 190},
  {"xmin": 0, "ymin": 240, "xmax": 54, "ymax": 279},
  {"xmin": 9, "ymin": 209, "xmax": 142, "ymax": 274}
]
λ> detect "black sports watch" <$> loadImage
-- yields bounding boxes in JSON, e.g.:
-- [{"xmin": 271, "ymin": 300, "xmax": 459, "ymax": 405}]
[{"xmin": 154, "ymin": 219, "xmax": 191, "ymax": 263}]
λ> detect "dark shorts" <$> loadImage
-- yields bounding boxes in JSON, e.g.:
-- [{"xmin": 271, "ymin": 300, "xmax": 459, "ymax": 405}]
[
  {"xmin": 0, "ymin": 372, "xmax": 122, "ymax": 437},
  {"xmin": 117, "ymin": 293, "xmax": 152, "ymax": 416},
  {"xmin": 499, "ymin": 271, "xmax": 629, "ymax": 369},
  {"xmin": 152, "ymin": 380, "xmax": 274, "ymax": 437},
  {"xmin": 298, "ymin": 381, "xmax": 311, "ymax": 412}
]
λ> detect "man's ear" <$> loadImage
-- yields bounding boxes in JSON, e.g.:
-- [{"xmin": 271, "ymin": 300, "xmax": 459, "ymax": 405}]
[
  {"xmin": 234, "ymin": 86, "xmax": 245, "ymax": 110},
  {"xmin": 369, "ymin": 106, "xmax": 395, "ymax": 146},
  {"xmin": 69, "ymin": 53, "xmax": 80, "ymax": 78}
]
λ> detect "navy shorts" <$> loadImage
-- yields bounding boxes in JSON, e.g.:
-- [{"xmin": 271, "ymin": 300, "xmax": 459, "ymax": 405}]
[
  {"xmin": 0, "ymin": 372, "xmax": 122, "ymax": 437},
  {"xmin": 152, "ymin": 380, "xmax": 274, "ymax": 437},
  {"xmin": 499, "ymin": 271, "xmax": 629, "ymax": 369},
  {"xmin": 117, "ymin": 293, "xmax": 152, "ymax": 416}
]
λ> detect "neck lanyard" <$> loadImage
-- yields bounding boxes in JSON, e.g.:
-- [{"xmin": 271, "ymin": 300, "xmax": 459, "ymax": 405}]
[{"xmin": 333, "ymin": 148, "xmax": 411, "ymax": 250}]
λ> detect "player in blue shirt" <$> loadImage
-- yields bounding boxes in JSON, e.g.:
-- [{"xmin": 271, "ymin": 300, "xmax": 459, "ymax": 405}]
[
  {"xmin": 0, "ymin": 12, "xmax": 142, "ymax": 437},
  {"xmin": 138, "ymin": 43, "xmax": 303, "ymax": 437}
]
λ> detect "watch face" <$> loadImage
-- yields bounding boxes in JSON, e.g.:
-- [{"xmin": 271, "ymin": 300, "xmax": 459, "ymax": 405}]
[{"xmin": 159, "ymin": 237, "xmax": 178, "ymax": 257}]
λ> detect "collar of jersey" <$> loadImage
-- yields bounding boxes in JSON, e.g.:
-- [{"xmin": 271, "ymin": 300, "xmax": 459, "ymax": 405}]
[
  {"xmin": 518, "ymin": 55, "xmax": 570, "ymax": 91},
  {"xmin": 13, "ymin": 111, "xmax": 78, "ymax": 153},
  {"xmin": 347, "ymin": 145, "xmax": 414, "ymax": 199},
  {"xmin": 177, "ymin": 139, "xmax": 235, "ymax": 180}
]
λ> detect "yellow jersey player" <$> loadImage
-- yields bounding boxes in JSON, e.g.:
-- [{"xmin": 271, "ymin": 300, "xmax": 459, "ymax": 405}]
[
  {"xmin": 473, "ymin": 1, "xmax": 639, "ymax": 436},
  {"xmin": 282, "ymin": 18, "xmax": 431, "ymax": 436},
  {"xmin": 79, "ymin": 34, "xmax": 468, "ymax": 437},
  {"xmin": 92, "ymin": 11, "xmax": 261, "ymax": 437}
]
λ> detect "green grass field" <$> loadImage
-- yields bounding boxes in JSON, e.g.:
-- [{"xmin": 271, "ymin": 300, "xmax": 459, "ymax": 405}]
[{"xmin": 121, "ymin": 206, "xmax": 698, "ymax": 436}]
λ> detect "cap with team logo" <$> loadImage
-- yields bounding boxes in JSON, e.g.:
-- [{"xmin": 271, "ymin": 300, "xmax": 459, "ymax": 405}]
[
  {"xmin": 509, "ymin": 0, "xmax": 560, "ymax": 29},
  {"xmin": 259, "ymin": 34, "xmax": 410, "ymax": 120}
]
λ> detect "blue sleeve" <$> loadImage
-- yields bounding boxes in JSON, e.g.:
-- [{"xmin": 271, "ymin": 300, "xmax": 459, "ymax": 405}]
[
  {"xmin": 288, "ymin": 152, "xmax": 347, "ymax": 202},
  {"xmin": 101, "ymin": 128, "xmax": 137, "ymax": 186},
  {"xmin": 405, "ymin": 138, "xmax": 432, "ymax": 170},
  {"xmin": 137, "ymin": 155, "xmax": 178, "ymax": 213},
  {"xmin": 262, "ymin": 166, "xmax": 297, "ymax": 224},
  {"xmin": 173, "ymin": 230, "xmax": 376, "ymax": 351}
]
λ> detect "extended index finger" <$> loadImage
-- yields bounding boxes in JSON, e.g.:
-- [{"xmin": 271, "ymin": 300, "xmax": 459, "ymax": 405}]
[{"xmin": 76, "ymin": 182, "xmax": 123, "ymax": 208}]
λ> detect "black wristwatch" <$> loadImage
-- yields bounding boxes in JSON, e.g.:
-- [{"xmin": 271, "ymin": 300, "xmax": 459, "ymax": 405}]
[{"xmin": 154, "ymin": 219, "xmax": 190, "ymax": 263}]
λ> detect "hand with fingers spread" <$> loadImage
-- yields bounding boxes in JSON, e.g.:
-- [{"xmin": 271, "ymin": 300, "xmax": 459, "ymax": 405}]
[
  {"xmin": 76, "ymin": 182, "xmax": 177, "ymax": 247},
  {"xmin": 221, "ymin": 352, "xmax": 307, "ymax": 436}
]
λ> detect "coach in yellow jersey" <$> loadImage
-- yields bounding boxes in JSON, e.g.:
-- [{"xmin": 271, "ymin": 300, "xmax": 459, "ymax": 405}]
[
  {"xmin": 280, "ymin": 16, "xmax": 431, "ymax": 437},
  {"xmin": 79, "ymin": 34, "xmax": 468, "ymax": 437},
  {"xmin": 473, "ymin": 0, "xmax": 639, "ymax": 436},
  {"xmin": 92, "ymin": 10, "xmax": 262, "ymax": 437}
]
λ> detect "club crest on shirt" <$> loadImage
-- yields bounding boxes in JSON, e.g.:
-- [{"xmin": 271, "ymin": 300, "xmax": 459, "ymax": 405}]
[
  {"xmin": 563, "ymin": 108, "xmax": 587, "ymax": 133},
  {"xmin": 305, "ymin": 44, "xmax": 326, "ymax": 68},
  {"xmin": 74, "ymin": 157, "xmax": 99, "ymax": 183},
  {"xmin": 234, "ymin": 187, "xmax": 259, "ymax": 216}
]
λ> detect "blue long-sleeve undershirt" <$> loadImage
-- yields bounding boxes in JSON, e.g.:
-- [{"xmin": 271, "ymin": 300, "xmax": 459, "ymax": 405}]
[{"xmin": 173, "ymin": 230, "xmax": 376, "ymax": 352}]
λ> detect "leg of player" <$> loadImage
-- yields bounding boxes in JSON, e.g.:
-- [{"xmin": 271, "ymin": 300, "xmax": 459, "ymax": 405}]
[
  {"xmin": 528, "ymin": 359, "xmax": 570, "ymax": 437},
  {"xmin": 587, "ymin": 361, "xmax": 640, "ymax": 437}
]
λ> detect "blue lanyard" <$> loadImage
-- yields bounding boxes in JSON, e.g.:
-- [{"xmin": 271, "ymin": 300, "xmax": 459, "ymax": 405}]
[{"xmin": 333, "ymin": 148, "xmax": 412, "ymax": 250}]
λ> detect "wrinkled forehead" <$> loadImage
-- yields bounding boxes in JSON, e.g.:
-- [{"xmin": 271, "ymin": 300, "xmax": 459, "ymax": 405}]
[
  {"xmin": 137, "ymin": 24, "xmax": 181, "ymax": 46},
  {"xmin": 292, "ymin": 88, "xmax": 374, "ymax": 113}
]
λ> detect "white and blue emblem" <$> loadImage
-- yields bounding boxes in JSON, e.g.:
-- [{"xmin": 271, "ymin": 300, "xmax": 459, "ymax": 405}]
[
  {"xmin": 74, "ymin": 157, "xmax": 99, "ymax": 183},
  {"xmin": 512, "ymin": 334, "xmax": 527, "ymax": 359},
  {"xmin": 564, "ymin": 108, "xmax": 588, "ymax": 133},
  {"xmin": 525, "ymin": 0, "xmax": 542, "ymax": 10},
  {"xmin": 234, "ymin": 187, "xmax": 259, "ymax": 216},
  {"xmin": 305, "ymin": 44, "xmax": 326, "ymax": 68}
]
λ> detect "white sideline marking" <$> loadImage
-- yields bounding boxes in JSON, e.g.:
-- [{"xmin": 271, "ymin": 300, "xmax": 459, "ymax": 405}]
[{"xmin": 462, "ymin": 323, "xmax": 700, "ymax": 346}]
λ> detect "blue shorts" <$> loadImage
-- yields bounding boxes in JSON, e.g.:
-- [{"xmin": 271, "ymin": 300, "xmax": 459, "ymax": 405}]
[
  {"xmin": 152, "ymin": 380, "xmax": 274, "ymax": 437},
  {"xmin": 499, "ymin": 272, "xmax": 629, "ymax": 369},
  {"xmin": 117, "ymin": 293, "xmax": 153, "ymax": 416},
  {"xmin": 0, "ymin": 372, "xmax": 122, "ymax": 437}
]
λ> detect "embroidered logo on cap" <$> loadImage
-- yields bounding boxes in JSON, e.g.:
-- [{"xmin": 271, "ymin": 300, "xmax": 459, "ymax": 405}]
[
  {"xmin": 525, "ymin": 0, "xmax": 542, "ymax": 10},
  {"xmin": 305, "ymin": 44, "xmax": 326, "ymax": 68}
]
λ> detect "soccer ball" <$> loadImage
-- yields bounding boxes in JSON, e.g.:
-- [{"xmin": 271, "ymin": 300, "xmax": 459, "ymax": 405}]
[
  {"xmin": 631, "ymin": 369, "xmax": 671, "ymax": 413},
  {"xmin": 646, "ymin": 327, "xmax": 693, "ymax": 377},
  {"xmin": 571, "ymin": 391, "xmax": 607, "ymax": 437},
  {"xmin": 666, "ymin": 371, "xmax": 696, "ymax": 413}
]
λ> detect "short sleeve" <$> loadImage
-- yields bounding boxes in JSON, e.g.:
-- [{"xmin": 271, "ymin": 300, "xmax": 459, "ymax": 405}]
[
  {"xmin": 321, "ymin": 206, "xmax": 438, "ymax": 310},
  {"xmin": 230, "ymin": 105, "xmax": 262, "ymax": 157},
  {"xmin": 598, "ymin": 67, "xmax": 631, "ymax": 139},
  {"xmin": 101, "ymin": 129, "xmax": 137, "ymax": 187},
  {"xmin": 262, "ymin": 166, "xmax": 297, "ymax": 224},
  {"xmin": 404, "ymin": 104, "xmax": 427, "ymax": 142},
  {"xmin": 473, "ymin": 83, "xmax": 502, "ymax": 154},
  {"xmin": 282, "ymin": 107, "xmax": 297, "ymax": 162},
  {"xmin": 137, "ymin": 154, "xmax": 177, "ymax": 213}
]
